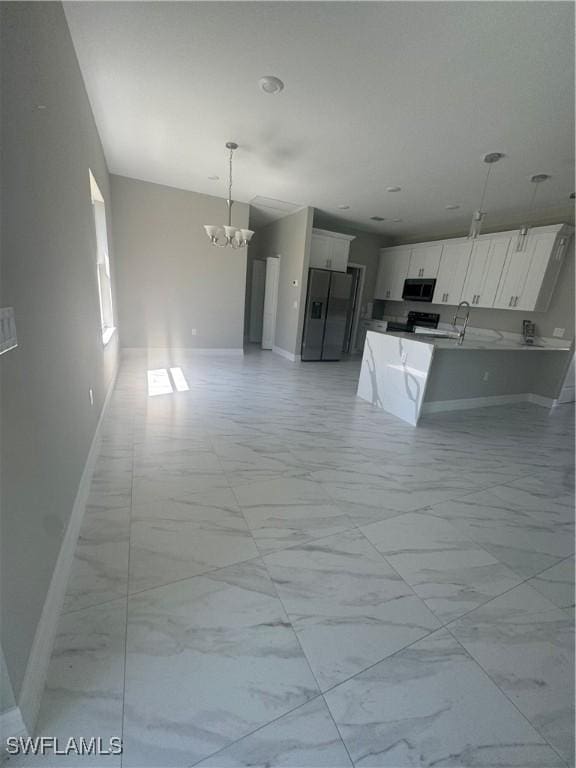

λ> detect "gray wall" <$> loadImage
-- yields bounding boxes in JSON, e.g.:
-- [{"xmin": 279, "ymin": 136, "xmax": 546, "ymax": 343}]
[
  {"xmin": 111, "ymin": 175, "xmax": 249, "ymax": 350},
  {"xmin": 1, "ymin": 1, "xmax": 118, "ymax": 701},
  {"xmin": 252, "ymin": 208, "xmax": 313, "ymax": 356},
  {"xmin": 425, "ymin": 349, "xmax": 571, "ymax": 402}
]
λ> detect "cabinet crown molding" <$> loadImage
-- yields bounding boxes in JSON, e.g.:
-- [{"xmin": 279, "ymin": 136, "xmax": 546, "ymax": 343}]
[{"xmin": 312, "ymin": 228, "xmax": 356, "ymax": 241}]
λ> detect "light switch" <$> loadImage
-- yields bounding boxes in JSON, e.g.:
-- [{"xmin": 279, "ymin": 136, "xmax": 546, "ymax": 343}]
[
  {"xmin": 0, "ymin": 307, "xmax": 17, "ymax": 355},
  {"xmin": 553, "ymin": 328, "xmax": 565, "ymax": 338}
]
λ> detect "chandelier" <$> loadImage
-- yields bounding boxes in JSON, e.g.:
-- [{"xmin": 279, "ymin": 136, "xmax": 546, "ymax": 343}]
[
  {"xmin": 467, "ymin": 152, "xmax": 504, "ymax": 239},
  {"xmin": 204, "ymin": 142, "xmax": 254, "ymax": 248}
]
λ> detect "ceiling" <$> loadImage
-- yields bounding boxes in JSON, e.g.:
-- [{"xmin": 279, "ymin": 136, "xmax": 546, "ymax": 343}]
[{"xmin": 63, "ymin": 1, "xmax": 575, "ymax": 239}]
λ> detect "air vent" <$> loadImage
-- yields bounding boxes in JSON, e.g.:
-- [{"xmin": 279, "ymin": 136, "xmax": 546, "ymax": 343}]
[{"xmin": 370, "ymin": 216, "xmax": 386, "ymax": 222}]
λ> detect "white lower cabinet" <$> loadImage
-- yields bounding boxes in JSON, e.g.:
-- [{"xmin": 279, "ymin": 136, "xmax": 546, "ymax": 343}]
[
  {"xmin": 433, "ymin": 242, "xmax": 472, "ymax": 305},
  {"xmin": 461, "ymin": 238, "xmax": 511, "ymax": 308}
]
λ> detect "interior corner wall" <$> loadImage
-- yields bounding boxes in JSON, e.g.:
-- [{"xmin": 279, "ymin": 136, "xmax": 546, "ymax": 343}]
[
  {"xmin": 0, "ymin": 2, "xmax": 118, "ymax": 702},
  {"xmin": 110, "ymin": 175, "xmax": 249, "ymax": 351},
  {"xmin": 254, "ymin": 207, "xmax": 313, "ymax": 357}
]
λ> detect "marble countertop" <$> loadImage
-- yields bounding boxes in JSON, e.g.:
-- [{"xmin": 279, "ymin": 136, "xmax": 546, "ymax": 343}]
[{"xmin": 368, "ymin": 329, "xmax": 572, "ymax": 352}]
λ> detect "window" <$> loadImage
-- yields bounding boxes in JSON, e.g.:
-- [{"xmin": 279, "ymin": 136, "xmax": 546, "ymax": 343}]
[{"xmin": 90, "ymin": 170, "xmax": 115, "ymax": 344}]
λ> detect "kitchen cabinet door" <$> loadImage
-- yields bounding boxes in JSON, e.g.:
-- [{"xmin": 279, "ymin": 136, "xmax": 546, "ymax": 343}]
[
  {"xmin": 433, "ymin": 242, "xmax": 473, "ymax": 305},
  {"xmin": 309, "ymin": 234, "xmax": 333, "ymax": 270},
  {"xmin": 375, "ymin": 248, "xmax": 410, "ymax": 300},
  {"xmin": 407, "ymin": 244, "xmax": 443, "ymax": 279},
  {"xmin": 309, "ymin": 232, "xmax": 351, "ymax": 272},
  {"xmin": 493, "ymin": 246, "xmax": 531, "ymax": 310},
  {"xmin": 330, "ymin": 238, "xmax": 350, "ymax": 272},
  {"xmin": 461, "ymin": 238, "xmax": 510, "ymax": 308},
  {"xmin": 516, "ymin": 232, "xmax": 559, "ymax": 310}
]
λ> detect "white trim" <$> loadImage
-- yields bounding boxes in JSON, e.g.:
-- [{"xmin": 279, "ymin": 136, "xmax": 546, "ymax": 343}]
[
  {"xmin": 272, "ymin": 345, "xmax": 301, "ymax": 362},
  {"xmin": 16, "ymin": 361, "xmax": 119, "ymax": 735},
  {"xmin": 526, "ymin": 392, "xmax": 558, "ymax": 408},
  {"xmin": 347, "ymin": 262, "xmax": 367, "ymax": 353},
  {"xmin": 121, "ymin": 347, "xmax": 244, "ymax": 357},
  {"xmin": 421, "ymin": 392, "xmax": 558, "ymax": 415}
]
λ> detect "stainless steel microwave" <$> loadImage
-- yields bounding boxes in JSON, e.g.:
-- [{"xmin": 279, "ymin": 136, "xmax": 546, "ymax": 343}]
[{"xmin": 402, "ymin": 278, "xmax": 436, "ymax": 302}]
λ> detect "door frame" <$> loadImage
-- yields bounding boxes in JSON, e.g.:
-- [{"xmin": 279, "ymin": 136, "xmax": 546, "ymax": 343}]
[
  {"xmin": 347, "ymin": 262, "xmax": 366, "ymax": 353},
  {"xmin": 261, "ymin": 256, "xmax": 280, "ymax": 350}
]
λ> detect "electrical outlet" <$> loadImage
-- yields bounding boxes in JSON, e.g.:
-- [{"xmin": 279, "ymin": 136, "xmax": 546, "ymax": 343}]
[
  {"xmin": 293, "ymin": 300, "xmax": 298, "ymax": 309},
  {"xmin": 483, "ymin": 371, "xmax": 490, "ymax": 382},
  {"xmin": 191, "ymin": 328, "xmax": 197, "ymax": 336},
  {"xmin": 553, "ymin": 328, "xmax": 565, "ymax": 338},
  {"xmin": 401, "ymin": 351, "xmax": 408, "ymax": 364},
  {"xmin": 89, "ymin": 387, "xmax": 94, "ymax": 406}
]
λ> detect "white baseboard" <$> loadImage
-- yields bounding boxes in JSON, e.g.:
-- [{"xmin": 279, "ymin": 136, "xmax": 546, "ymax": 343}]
[
  {"xmin": 0, "ymin": 705, "xmax": 28, "ymax": 745},
  {"xmin": 527, "ymin": 392, "xmax": 558, "ymax": 408},
  {"xmin": 121, "ymin": 347, "xmax": 244, "ymax": 357},
  {"xmin": 422, "ymin": 392, "xmax": 558, "ymax": 415},
  {"xmin": 272, "ymin": 345, "xmax": 301, "ymax": 362},
  {"xmin": 15, "ymin": 360, "xmax": 119, "ymax": 736}
]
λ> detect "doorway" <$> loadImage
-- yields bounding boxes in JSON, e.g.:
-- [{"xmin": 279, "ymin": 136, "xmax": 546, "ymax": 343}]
[{"xmin": 343, "ymin": 263, "xmax": 365, "ymax": 354}]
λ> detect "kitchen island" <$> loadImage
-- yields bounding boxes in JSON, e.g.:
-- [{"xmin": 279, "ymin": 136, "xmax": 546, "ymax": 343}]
[{"xmin": 357, "ymin": 328, "xmax": 572, "ymax": 425}]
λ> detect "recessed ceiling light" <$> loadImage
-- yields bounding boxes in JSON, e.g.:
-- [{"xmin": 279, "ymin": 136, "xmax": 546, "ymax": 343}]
[
  {"xmin": 337, "ymin": 204, "xmax": 350, "ymax": 210},
  {"xmin": 392, "ymin": 218, "xmax": 403, "ymax": 223},
  {"xmin": 208, "ymin": 175, "xmax": 219, "ymax": 181},
  {"xmin": 445, "ymin": 204, "xmax": 460, "ymax": 210},
  {"xmin": 370, "ymin": 216, "xmax": 386, "ymax": 222},
  {"xmin": 386, "ymin": 186, "xmax": 401, "ymax": 192},
  {"xmin": 259, "ymin": 75, "xmax": 284, "ymax": 95},
  {"xmin": 36, "ymin": 104, "xmax": 47, "ymax": 110}
]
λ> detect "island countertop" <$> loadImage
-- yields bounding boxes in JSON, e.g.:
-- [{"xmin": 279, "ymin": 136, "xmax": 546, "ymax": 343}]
[
  {"xmin": 381, "ymin": 329, "xmax": 572, "ymax": 352},
  {"xmin": 357, "ymin": 329, "xmax": 572, "ymax": 425}
]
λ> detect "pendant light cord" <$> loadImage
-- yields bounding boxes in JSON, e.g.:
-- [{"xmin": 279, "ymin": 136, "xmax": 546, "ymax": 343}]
[
  {"xmin": 523, "ymin": 183, "xmax": 540, "ymax": 226},
  {"xmin": 477, "ymin": 164, "xmax": 493, "ymax": 212},
  {"xmin": 227, "ymin": 146, "xmax": 234, "ymax": 227}
]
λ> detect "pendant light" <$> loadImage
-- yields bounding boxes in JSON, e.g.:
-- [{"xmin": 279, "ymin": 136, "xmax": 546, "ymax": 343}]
[
  {"xmin": 515, "ymin": 174, "xmax": 550, "ymax": 252},
  {"xmin": 204, "ymin": 142, "xmax": 254, "ymax": 248},
  {"xmin": 468, "ymin": 152, "xmax": 505, "ymax": 239}
]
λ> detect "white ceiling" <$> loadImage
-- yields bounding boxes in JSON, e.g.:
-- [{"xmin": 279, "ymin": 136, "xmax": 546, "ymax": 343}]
[{"xmin": 63, "ymin": 1, "xmax": 575, "ymax": 239}]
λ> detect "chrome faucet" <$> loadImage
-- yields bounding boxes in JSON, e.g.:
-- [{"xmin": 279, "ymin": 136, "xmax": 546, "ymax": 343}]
[{"xmin": 452, "ymin": 301, "xmax": 471, "ymax": 345}]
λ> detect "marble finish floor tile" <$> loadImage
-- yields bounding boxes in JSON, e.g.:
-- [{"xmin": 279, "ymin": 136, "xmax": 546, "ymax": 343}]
[
  {"xmin": 431, "ymin": 484, "xmax": 574, "ymax": 578},
  {"xmin": 528, "ymin": 556, "xmax": 575, "ymax": 612},
  {"xmin": 449, "ymin": 583, "xmax": 575, "ymax": 764},
  {"xmin": 63, "ymin": 506, "xmax": 130, "ymax": 613},
  {"xmin": 122, "ymin": 560, "xmax": 319, "ymax": 767},
  {"xmin": 129, "ymin": 509, "xmax": 259, "ymax": 592},
  {"xmin": 264, "ymin": 530, "xmax": 440, "ymax": 690},
  {"xmin": 324, "ymin": 629, "xmax": 565, "ymax": 767},
  {"xmin": 31, "ymin": 354, "xmax": 573, "ymax": 768},
  {"xmin": 361, "ymin": 511, "xmax": 523, "ymax": 622},
  {"xmin": 196, "ymin": 697, "xmax": 352, "ymax": 767},
  {"xmin": 242, "ymin": 502, "xmax": 356, "ymax": 555},
  {"xmin": 10, "ymin": 600, "xmax": 126, "ymax": 767}
]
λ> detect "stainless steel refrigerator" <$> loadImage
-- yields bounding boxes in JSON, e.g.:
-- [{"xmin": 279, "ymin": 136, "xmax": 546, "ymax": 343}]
[{"xmin": 301, "ymin": 268, "xmax": 354, "ymax": 361}]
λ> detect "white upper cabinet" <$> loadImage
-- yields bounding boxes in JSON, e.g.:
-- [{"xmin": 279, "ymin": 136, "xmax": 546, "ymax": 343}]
[
  {"xmin": 309, "ymin": 229, "xmax": 355, "ymax": 272},
  {"xmin": 461, "ymin": 237, "xmax": 511, "ymax": 308},
  {"xmin": 494, "ymin": 229, "xmax": 569, "ymax": 311},
  {"xmin": 375, "ymin": 247, "xmax": 410, "ymax": 300},
  {"xmin": 376, "ymin": 224, "xmax": 572, "ymax": 311},
  {"xmin": 407, "ymin": 243, "xmax": 443, "ymax": 279},
  {"xmin": 433, "ymin": 242, "xmax": 473, "ymax": 305}
]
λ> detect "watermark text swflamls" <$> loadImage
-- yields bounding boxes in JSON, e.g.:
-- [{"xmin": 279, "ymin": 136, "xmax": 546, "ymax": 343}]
[{"xmin": 6, "ymin": 736, "xmax": 122, "ymax": 756}]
